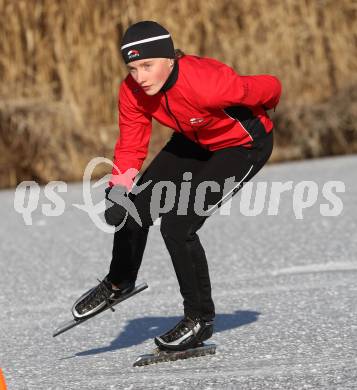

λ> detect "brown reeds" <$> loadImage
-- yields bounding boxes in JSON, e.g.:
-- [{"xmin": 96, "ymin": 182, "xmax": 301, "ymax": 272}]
[{"xmin": 0, "ymin": 0, "xmax": 356, "ymax": 188}]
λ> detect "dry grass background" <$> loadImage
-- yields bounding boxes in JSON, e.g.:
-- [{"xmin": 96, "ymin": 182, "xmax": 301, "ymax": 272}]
[{"xmin": 0, "ymin": 0, "xmax": 356, "ymax": 188}]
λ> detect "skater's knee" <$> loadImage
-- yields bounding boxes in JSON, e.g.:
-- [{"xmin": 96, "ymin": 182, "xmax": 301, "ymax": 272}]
[
  {"xmin": 161, "ymin": 213, "xmax": 207, "ymax": 242},
  {"xmin": 160, "ymin": 216, "xmax": 192, "ymax": 242}
]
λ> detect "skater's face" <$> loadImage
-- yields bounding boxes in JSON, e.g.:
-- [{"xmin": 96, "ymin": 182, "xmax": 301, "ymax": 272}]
[{"xmin": 127, "ymin": 58, "xmax": 175, "ymax": 96}]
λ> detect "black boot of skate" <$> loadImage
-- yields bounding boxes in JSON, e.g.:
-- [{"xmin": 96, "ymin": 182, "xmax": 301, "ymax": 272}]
[
  {"xmin": 154, "ymin": 315, "xmax": 214, "ymax": 351},
  {"xmin": 71, "ymin": 276, "xmax": 135, "ymax": 319}
]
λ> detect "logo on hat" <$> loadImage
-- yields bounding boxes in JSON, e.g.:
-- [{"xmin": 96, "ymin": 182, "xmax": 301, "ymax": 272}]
[
  {"xmin": 127, "ymin": 49, "xmax": 140, "ymax": 59},
  {"xmin": 190, "ymin": 117, "xmax": 204, "ymax": 125}
]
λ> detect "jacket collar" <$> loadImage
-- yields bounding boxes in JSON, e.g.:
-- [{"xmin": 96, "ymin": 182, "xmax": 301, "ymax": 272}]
[{"xmin": 160, "ymin": 59, "xmax": 179, "ymax": 93}]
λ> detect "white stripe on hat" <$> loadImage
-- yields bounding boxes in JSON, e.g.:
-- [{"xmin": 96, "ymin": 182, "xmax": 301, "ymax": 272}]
[{"xmin": 121, "ymin": 34, "xmax": 171, "ymax": 50}]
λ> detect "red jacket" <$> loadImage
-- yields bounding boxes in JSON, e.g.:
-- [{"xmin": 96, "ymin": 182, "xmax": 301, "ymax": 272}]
[{"xmin": 110, "ymin": 54, "xmax": 282, "ymax": 190}]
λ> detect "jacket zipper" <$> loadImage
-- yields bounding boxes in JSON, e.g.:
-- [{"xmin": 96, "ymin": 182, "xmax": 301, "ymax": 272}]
[{"xmin": 163, "ymin": 91, "xmax": 201, "ymax": 145}]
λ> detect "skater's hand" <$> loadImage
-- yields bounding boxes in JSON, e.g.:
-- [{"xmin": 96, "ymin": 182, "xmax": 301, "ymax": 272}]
[{"xmin": 104, "ymin": 185, "xmax": 129, "ymax": 226}]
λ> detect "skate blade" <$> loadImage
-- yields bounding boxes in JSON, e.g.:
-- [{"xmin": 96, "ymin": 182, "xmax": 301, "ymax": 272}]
[
  {"xmin": 133, "ymin": 343, "xmax": 216, "ymax": 367},
  {"xmin": 53, "ymin": 282, "xmax": 148, "ymax": 337}
]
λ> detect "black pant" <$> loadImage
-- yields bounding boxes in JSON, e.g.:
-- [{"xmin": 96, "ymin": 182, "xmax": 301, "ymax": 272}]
[{"xmin": 107, "ymin": 131, "xmax": 273, "ymax": 321}]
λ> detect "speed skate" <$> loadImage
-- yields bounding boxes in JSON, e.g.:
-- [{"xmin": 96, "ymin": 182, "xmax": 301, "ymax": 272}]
[
  {"xmin": 53, "ymin": 282, "xmax": 148, "ymax": 337},
  {"xmin": 133, "ymin": 342, "xmax": 216, "ymax": 367}
]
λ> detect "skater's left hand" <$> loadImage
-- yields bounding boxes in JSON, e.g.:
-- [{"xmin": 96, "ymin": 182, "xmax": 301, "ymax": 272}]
[{"xmin": 104, "ymin": 185, "xmax": 128, "ymax": 226}]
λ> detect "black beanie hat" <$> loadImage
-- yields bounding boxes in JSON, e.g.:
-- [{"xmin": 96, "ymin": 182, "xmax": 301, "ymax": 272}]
[{"xmin": 121, "ymin": 21, "xmax": 175, "ymax": 64}]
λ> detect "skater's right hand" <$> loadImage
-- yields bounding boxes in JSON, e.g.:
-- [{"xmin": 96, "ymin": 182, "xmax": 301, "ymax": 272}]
[{"xmin": 104, "ymin": 185, "xmax": 129, "ymax": 226}]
